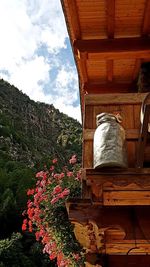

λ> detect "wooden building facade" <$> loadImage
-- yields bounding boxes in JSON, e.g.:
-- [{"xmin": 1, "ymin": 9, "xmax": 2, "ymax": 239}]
[{"xmin": 61, "ymin": 1, "xmax": 150, "ymax": 266}]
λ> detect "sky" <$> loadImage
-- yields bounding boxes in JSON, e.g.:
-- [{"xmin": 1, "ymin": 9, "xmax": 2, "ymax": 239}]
[{"xmin": 0, "ymin": 0, "xmax": 81, "ymax": 122}]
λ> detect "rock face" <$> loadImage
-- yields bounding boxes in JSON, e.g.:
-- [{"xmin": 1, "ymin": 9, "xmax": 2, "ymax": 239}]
[{"xmin": 0, "ymin": 79, "xmax": 82, "ymax": 166}]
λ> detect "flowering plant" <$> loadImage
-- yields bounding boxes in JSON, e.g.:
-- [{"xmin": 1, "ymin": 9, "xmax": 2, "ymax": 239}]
[{"xmin": 22, "ymin": 155, "xmax": 85, "ymax": 267}]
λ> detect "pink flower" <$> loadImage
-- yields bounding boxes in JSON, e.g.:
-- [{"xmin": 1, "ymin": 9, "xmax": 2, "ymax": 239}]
[
  {"xmin": 50, "ymin": 165, "xmax": 55, "ymax": 171},
  {"xmin": 52, "ymin": 185, "xmax": 62, "ymax": 195},
  {"xmin": 61, "ymin": 188, "xmax": 70, "ymax": 197},
  {"xmin": 52, "ymin": 158, "xmax": 58, "ymax": 164},
  {"xmin": 75, "ymin": 170, "xmax": 82, "ymax": 180},
  {"xmin": 54, "ymin": 173, "xmax": 65, "ymax": 180},
  {"xmin": 36, "ymin": 171, "xmax": 47, "ymax": 180},
  {"xmin": 51, "ymin": 196, "xmax": 59, "ymax": 204},
  {"xmin": 60, "ymin": 172, "xmax": 65, "ymax": 179},
  {"xmin": 27, "ymin": 189, "xmax": 34, "ymax": 195},
  {"xmin": 69, "ymin": 155, "xmax": 77, "ymax": 164},
  {"xmin": 67, "ymin": 171, "xmax": 73, "ymax": 177}
]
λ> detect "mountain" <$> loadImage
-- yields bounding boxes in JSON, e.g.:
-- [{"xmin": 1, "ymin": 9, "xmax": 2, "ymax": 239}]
[
  {"xmin": 0, "ymin": 79, "xmax": 82, "ymax": 266},
  {"xmin": 0, "ymin": 79, "xmax": 82, "ymax": 167}
]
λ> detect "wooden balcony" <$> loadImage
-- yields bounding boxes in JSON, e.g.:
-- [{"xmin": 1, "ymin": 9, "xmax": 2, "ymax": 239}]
[
  {"xmin": 84, "ymin": 168, "xmax": 150, "ymax": 206},
  {"xmin": 66, "ymin": 200, "xmax": 150, "ymax": 256}
]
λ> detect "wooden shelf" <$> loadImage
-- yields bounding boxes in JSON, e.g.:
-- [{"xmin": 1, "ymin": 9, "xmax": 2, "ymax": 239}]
[{"xmin": 83, "ymin": 168, "xmax": 150, "ymax": 206}]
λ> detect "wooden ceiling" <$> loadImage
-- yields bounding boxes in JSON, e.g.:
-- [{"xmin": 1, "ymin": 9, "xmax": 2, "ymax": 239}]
[{"xmin": 61, "ymin": 0, "xmax": 150, "ymax": 108}]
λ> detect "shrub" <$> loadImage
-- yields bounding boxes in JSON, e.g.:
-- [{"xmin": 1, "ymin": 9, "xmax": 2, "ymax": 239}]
[{"xmin": 23, "ymin": 156, "xmax": 85, "ymax": 267}]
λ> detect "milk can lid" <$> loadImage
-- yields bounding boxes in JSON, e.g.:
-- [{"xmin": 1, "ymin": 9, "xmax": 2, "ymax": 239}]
[{"xmin": 96, "ymin": 113, "xmax": 122, "ymax": 126}]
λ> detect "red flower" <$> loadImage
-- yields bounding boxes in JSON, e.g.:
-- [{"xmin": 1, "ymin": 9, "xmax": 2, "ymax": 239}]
[
  {"xmin": 52, "ymin": 185, "xmax": 62, "ymax": 195},
  {"xmin": 52, "ymin": 158, "xmax": 58, "ymax": 164},
  {"xmin": 27, "ymin": 189, "xmax": 34, "ymax": 195},
  {"xmin": 22, "ymin": 223, "xmax": 27, "ymax": 231},
  {"xmin": 61, "ymin": 188, "xmax": 70, "ymax": 197},
  {"xmin": 50, "ymin": 165, "xmax": 55, "ymax": 171},
  {"xmin": 22, "ymin": 219, "xmax": 28, "ymax": 231},
  {"xmin": 67, "ymin": 171, "xmax": 73, "ymax": 177},
  {"xmin": 51, "ymin": 196, "xmax": 59, "ymax": 204},
  {"xmin": 36, "ymin": 171, "xmax": 47, "ymax": 180}
]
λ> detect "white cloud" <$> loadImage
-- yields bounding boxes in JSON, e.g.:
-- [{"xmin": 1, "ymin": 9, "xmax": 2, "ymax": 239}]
[{"xmin": 0, "ymin": 0, "xmax": 81, "ymax": 122}]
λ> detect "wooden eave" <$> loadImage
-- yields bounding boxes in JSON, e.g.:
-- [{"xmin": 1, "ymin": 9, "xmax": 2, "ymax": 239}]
[{"xmin": 61, "ymin": 0, "xmax": 150, "ymax": 117}]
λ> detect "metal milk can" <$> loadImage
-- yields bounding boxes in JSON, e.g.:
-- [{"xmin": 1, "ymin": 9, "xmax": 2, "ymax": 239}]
[{"xmin": 93, "ymin": 113, "xmax": 128, "ymax": 169}]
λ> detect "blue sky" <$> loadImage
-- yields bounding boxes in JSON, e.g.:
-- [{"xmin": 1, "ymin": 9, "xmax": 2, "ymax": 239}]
[{"xmin": 0, "ymin": 0, "xmax": 81, "ymax": 122}]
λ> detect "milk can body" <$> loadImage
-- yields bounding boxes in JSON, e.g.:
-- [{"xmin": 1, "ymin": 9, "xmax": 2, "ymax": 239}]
[{"xmin": 93, "ymin": 113, "xmax": 128, "ymax": 169}]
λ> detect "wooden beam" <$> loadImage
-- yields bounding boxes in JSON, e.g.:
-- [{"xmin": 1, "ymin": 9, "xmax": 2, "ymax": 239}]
[
  {"xmin": 83, "ymin": 82, "xmax": 137, "ymax": 94},
  {"xmin": 132, "ymin": 59, "xmax": 141, "ymax": 81},
  {"xmin": 107, "ymin": 60, "xmax": 113, "ymax": 82},
  {"xmin": 104, "ymin": 191, "xmax": 150, "ymax": 206},
  {"xmin": 142, "ymin": 0, "xmax": 150, "ymax": 36},
  {"xmin": 62, "ymin": 0, "xmax": 81, "ymax": 40},
  {"xmin": 85, "ymin": 93, "xmax": 148, "ymax": 105},
  {"xmin": 106, "ymin": 1, "xmax": 115, "ymax": 83},
  {"xmin": 74, "ymin": 37, "xmax": 150, "ymax": 59},
  {"xmin": 106, "ymin": 0, "xmax": 115, "ymax": 38},
  {"xmin": 106, "ymin": 241, "xmax": 150, "ymax": 254},
  {"xmin": 86, "ymin": 168, "xmax": 150, "ymax": 175},
  {"xmin": 79, "ymin": 55, "xmax": 88, "ymax": 83}
]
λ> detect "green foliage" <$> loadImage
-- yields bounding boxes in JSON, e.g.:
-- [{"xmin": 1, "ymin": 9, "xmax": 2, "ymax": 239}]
[
  {"xmin": 0, "ymin": 78, "xmax": 82, "ymax": 165},
  {"xmin": 0, "ymin": 233, "xmax": 55, "ymax": 267}
]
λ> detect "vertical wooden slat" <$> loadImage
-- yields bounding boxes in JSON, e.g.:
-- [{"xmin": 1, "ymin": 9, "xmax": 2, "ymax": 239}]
[
  {"xmin": 133, "ymin": 104, "xmax": 141, "ymax": 129},
  {"xmin": 132, "ymin": 59, "xmax": 141, "ymax": 82},
  {"xmin": 83, "ymin": 140, "xmax": 93, "ymax": 168},
  {"xmin": 106, "ymin": 0, "xmax": 115, "ymax": 83},
  {"xmin": 142, "ymin": 0, "xmax": 150, "ymax": 36},
  {"xmin": 120, "ymin": 105, "xmax": 134, "ymax": 129},
  {"xmin": 107, "ymin": 60, "xmax": 114, "ymax": 82},
  {"xmin": 84, "ymin": 105, "xmax": 93, "ymax": 129},
  {"xmin": 127, "ymin": 141, "xmax": 136, "ymax": 167},
  {"xmin": 106, "ymin": 0, "xmax": 115, "ymax": 38}
]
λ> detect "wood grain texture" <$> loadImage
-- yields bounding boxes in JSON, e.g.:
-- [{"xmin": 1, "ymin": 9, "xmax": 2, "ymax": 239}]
[
  {"xmin": 74, "ymin": 37, "xmax": 150, "ymax": 58},
  {"xmin": 85, "ymin": 93, "xmax": 147, "ymax": 105},
  {"xmin": 83, "ymin": 82, "xmax": 137, "ymax": 94},
  {"xmin": 142, "ymin": 0, "xmax": 150, "ymax": 36},
  {"xmin": 104, "ymin": 191, "xmax": 150, "ymax": 206}
]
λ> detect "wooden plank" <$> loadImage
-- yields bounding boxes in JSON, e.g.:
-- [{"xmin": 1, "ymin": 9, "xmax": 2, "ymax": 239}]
[
  {"xmin": 83, "ymin": 128, "xmax": 139, "ymax": 140},
  {"xmin": 83, "ymin": 140, "xmax": 93, "ymax": 168},
  {"xmin": 74, "ymin": 37, "xmax": 150, "ymax": 59},
  {"xmin": 106, "ymin": 0, "xmax": 115, "ymax": 38},
  {"xmin": 127, "ymin": 141, "xmax": 136, "ymax": 167},
  {"xmin": 62, "ymin": 0, "xmax": 81, "ymax": 40},
  {"xmin": 85, "ymin": 93, "xmax": 147, "ymax": 105},
  {"xmin": 84, "ymin": 105, "xmax": 93, "ymax": 128},
  {"xmin": 142, "ymin": 0, "xmax": 150, "ymax": 36},
  {"xmin": 108, "ymin": 255, "xmax": 150, "ymax": 267},
  {"xmin": 83, "ymin": 82, "xmax": 137, "ymax": 94},
  {"xmin": 120, "ymin": 105, "xmax": 134, "ymax": 129},
  {"xmin": 106, "ymin": 241, "xmax": 150, "ymax": 254},
  {"xmin": 133, "ymin": 104, "xmax": 141, "ymax": 129},
  {"xmin": 103, "ymin": 191, "xmax": 150, "ymax": 206},
  {"xmin": 107, "ymin": 60, "xmax": 113, "ymax": 82},
  {"xmin": 86, "ymin": 168, "xmax": 150, "ymax": 175},
  {"xmin": 79, "ymin": 52, "xmax": 88, "ymax": 83},
  {"xmin": 132, "ymin": 59, "xmax": 142, "ymax": 81}
]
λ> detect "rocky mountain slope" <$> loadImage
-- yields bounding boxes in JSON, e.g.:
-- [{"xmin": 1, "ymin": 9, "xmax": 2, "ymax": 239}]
[{"xmin": 0, "ymin": 79, "xmax": 82, "ymax": 166}]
